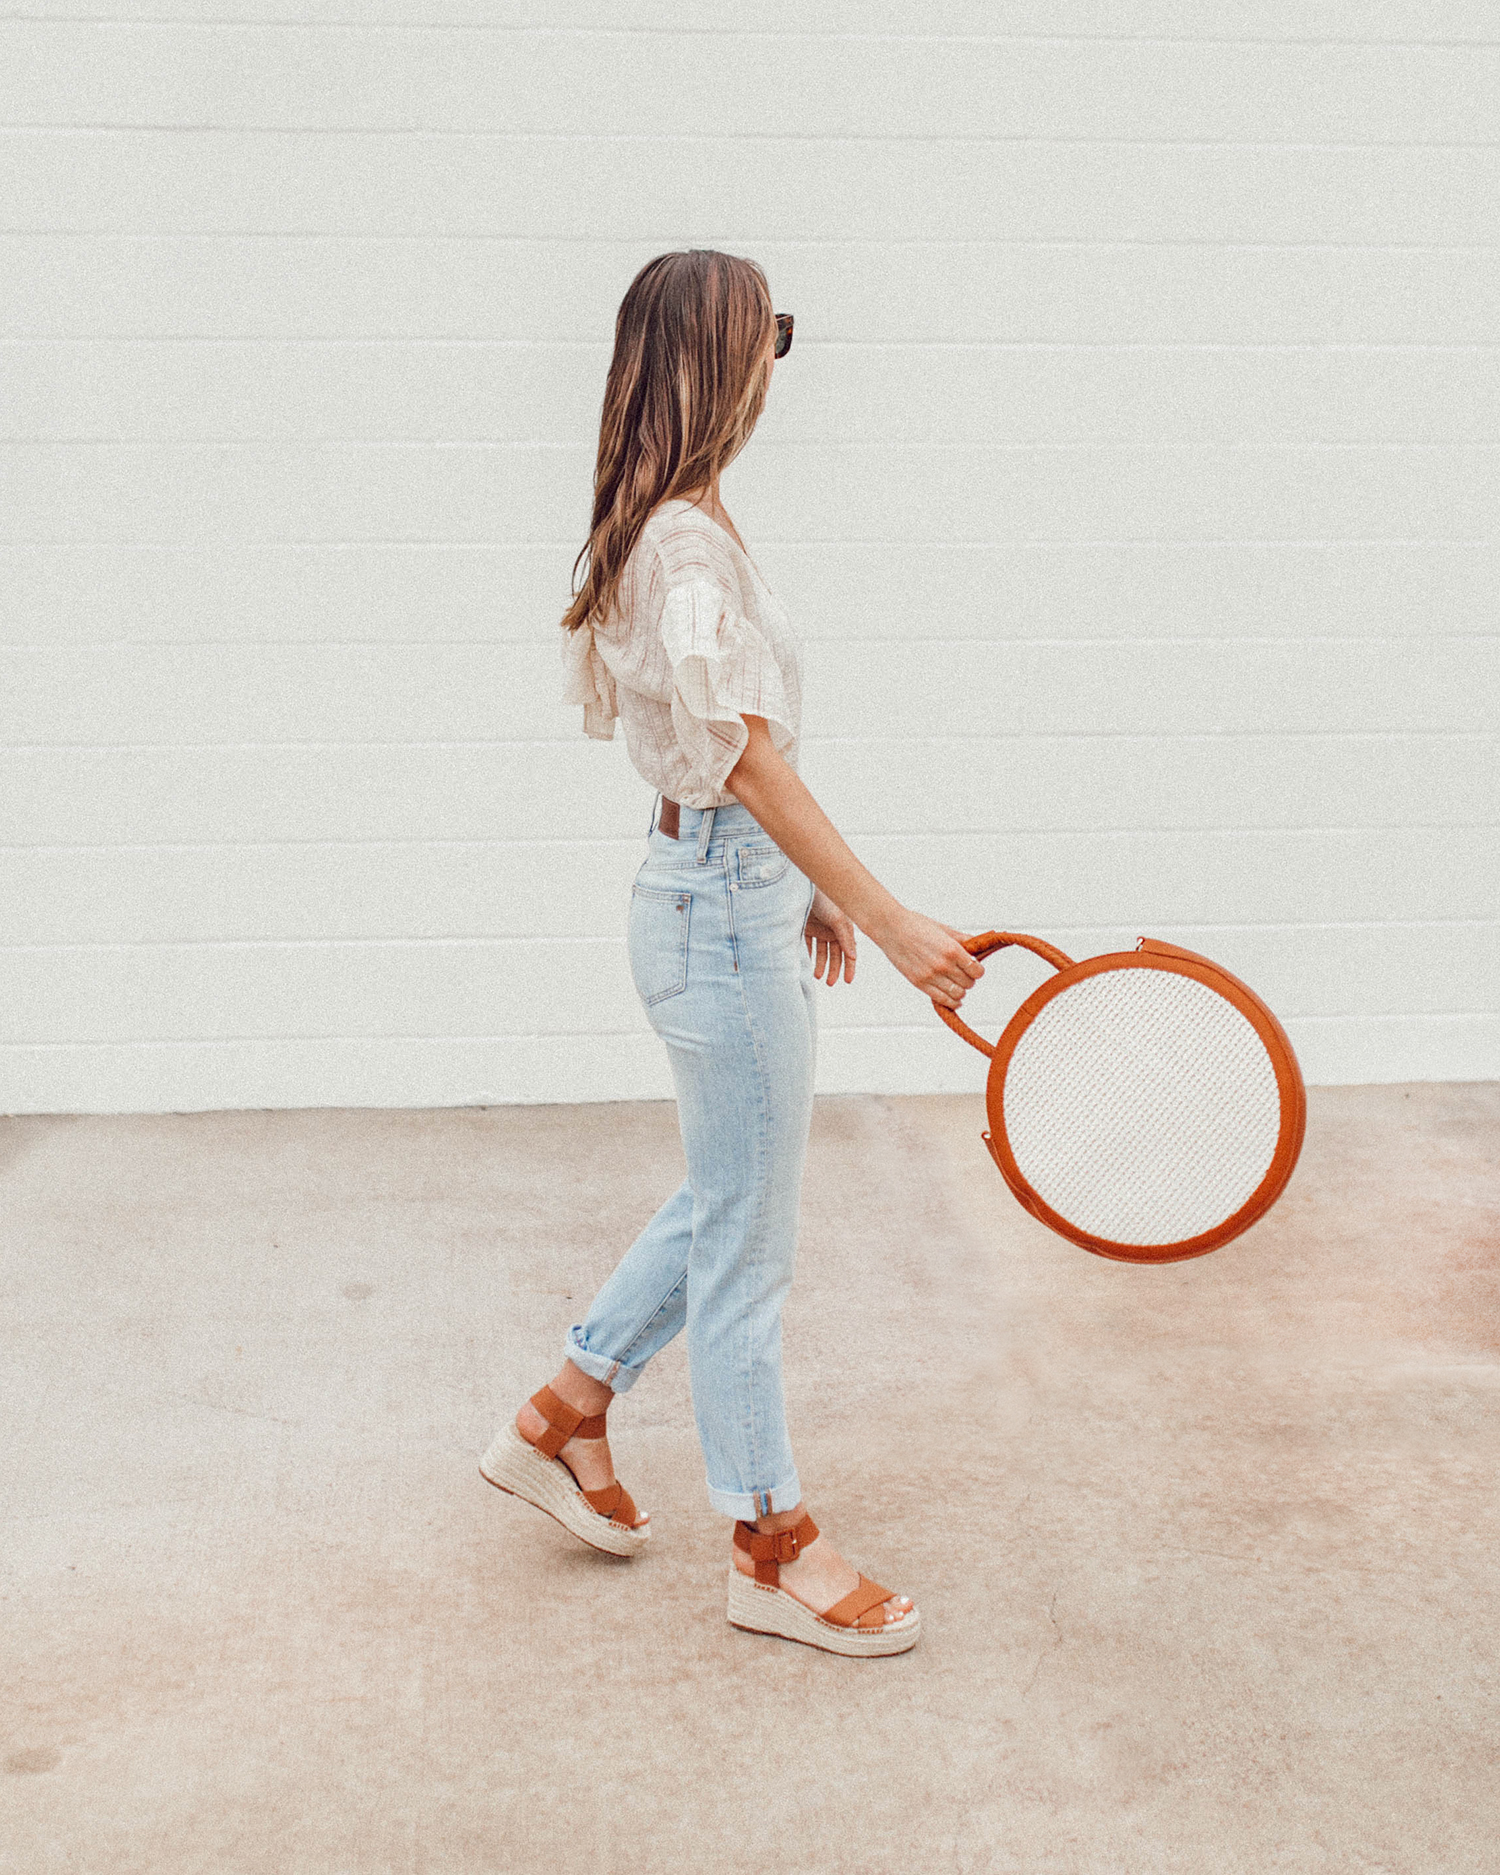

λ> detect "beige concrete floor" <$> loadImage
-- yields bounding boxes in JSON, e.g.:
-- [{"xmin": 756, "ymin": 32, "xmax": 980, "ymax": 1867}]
[{"xmin": 2, "ymin": 1084, "xmax": 1497, "ymax": 1875}]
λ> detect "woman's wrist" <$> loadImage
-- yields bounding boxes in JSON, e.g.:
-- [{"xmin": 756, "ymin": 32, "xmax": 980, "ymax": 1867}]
[{"xmin": 840, "ymin": 881, "xmax": 906, "ymax": 948}]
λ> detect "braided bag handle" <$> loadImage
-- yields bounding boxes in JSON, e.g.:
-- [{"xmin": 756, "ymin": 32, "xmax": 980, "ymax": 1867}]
[{"xmin": 931, "ymin": 930, "xmax": 1076, "ymax": 1059}]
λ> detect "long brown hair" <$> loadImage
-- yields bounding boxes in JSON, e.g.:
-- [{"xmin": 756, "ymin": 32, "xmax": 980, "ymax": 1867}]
[{"xmin": 560, "ymin": 250, "xmax": 776, "ymax": 634}]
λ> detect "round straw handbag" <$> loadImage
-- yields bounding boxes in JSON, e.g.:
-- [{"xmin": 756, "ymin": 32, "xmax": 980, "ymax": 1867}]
[{"xmin": 935, "ymin": 934, "xmax": 1306, "ymax": 1264}]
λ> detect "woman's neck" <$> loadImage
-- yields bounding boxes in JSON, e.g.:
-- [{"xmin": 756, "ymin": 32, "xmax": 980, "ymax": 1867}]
[{"xmin": 675, "ymin": 484, "xmax": 745, "ymax": 554}]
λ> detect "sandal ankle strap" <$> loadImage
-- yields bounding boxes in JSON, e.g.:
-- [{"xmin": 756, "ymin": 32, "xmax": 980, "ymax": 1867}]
[
  {"xmin": 526, "ymin": 1383, "xmax": 609, "ymax": 1458},
  {"xmin": 733, "ymin": 1510, "xmax": 820, "ymax": 1586}
]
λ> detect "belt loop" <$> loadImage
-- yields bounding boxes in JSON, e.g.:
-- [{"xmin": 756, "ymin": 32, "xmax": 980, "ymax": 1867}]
[{"xmin": 695, "ymin": 804, "xmax": 717, "ymax": 864}]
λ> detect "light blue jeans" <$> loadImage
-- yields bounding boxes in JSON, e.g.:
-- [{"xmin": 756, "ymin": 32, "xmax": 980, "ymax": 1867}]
[{"xmin": 564, "ymin": 795, "xmax": 817, "ymax": 1519}]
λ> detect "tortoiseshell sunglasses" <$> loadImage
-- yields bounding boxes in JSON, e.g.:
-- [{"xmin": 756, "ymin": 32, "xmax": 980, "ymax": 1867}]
[{"xmin": 773, "ymin": 312, "xmax": 794, "ymax": 358}]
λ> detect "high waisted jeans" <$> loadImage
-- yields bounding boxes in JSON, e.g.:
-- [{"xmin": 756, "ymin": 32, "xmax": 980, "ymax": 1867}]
[{"xmin": 564, "ymin": 795, "xmax": 817, "ymax": 1519}]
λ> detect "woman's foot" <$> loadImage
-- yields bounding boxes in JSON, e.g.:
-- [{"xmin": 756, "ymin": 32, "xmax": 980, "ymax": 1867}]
[
  {"xmin": 732, "ymin": 1505, "xmax": 911, "ymax": 1625},
  {"xmin": 514, "ymin": 1362, "xmax": 649, "ymax": 1531}
]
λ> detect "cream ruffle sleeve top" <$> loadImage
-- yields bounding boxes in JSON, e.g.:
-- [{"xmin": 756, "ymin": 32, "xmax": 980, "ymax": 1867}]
[{"xmin": 559, "ymin": 497, "xmax": 803, "ymax": 811}]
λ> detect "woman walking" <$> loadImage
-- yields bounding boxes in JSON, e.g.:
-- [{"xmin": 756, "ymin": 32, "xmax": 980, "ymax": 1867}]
[{"xmin": 481, "ymin": 250, "xmax": 985, "ymax": 1657}]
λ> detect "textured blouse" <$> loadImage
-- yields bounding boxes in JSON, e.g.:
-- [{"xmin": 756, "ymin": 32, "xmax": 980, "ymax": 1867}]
[{"xmin": 559, "ymin": 497, "xmax": 803, "ymax": 810}]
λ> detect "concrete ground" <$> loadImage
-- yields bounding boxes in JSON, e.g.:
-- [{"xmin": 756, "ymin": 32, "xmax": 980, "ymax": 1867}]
[{"xmin": 2, "ymin": 1083, "xmax": 1496, "ymax": 1875}]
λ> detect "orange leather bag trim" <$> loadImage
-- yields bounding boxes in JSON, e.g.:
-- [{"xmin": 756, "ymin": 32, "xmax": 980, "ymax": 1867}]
[{"xmin": 977, "ymin": 939, "xmax": 1306, "ymax": 1264}]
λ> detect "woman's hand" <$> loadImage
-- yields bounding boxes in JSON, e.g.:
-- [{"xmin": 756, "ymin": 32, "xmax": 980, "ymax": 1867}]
[
  {"xmin": 803, "ymin": 887, "xmax": 984, "ymax": 1010},
  {"xmin": 804, "ymin": 886, "xmax": 858, "ymax": 986},
  {"xmin": 876, "ymin": 907, "xmax": 985, "ymax": 1010}
]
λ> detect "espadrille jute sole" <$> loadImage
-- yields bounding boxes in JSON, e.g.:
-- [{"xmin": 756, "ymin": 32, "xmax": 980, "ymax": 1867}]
[
  {"xmin": 479, "ymin": 1421, "xmax": 649, "ymax": 1558},
  {"xmin": 726, "ymin": 1565, "xmax": 920, "ymax": 1657}
]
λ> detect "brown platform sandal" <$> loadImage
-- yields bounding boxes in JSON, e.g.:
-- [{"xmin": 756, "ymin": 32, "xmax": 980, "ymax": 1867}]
[
  {"xmin": 479, "ymin": 1384, "xmax": 650, "ymax": 1558},
  {"xmin": 726, "ymin": 1510, "xmax": 920, "ymax": 1657}
]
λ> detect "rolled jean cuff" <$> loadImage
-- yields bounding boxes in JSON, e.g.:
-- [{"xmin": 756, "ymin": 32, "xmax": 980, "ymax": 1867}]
[
  {"xmin": 562, "ymin": 1323, "xmax": 645, "ymax": 1394},
  {"xmin": 706, "ymin": 1468, "xmax": 803, "ymax": 1521}
]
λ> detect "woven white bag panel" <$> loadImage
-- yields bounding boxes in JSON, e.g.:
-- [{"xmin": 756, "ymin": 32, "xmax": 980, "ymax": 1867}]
[{"xmin": 1002, "ymin": 966, "xmax": 1283, "ymax": 1246}]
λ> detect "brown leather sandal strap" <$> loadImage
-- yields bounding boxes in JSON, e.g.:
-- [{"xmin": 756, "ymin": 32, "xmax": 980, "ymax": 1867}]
[
  {"xmin": 573, "ymin": 1411, "xmax": 609, "ymax": 1440},
  {"xmin": 528, "ymin": 1384, "xmax": 584, "ymax": 1459},
  {"xmin": 582, "ymin": 1480, "xmax": 640, "ymax": 1528},
  {"xmin": 820, "ymin": 1574, "xmax": 896, "ymax": 1631},
  {"xmin": 733, "ymin": 1511, "xmax": 819, "ymax": 1587}
]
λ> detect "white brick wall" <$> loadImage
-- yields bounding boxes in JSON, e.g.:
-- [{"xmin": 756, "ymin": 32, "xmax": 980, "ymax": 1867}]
[{"xmin": 2, "ymin": 3, "xmax": 1496, "ymax": 1114}]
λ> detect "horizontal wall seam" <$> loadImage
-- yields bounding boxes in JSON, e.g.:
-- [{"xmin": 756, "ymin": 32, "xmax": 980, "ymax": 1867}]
[
  {"xmin": 9, "ymin": 26, "xmax": 1500, "ymax": 48},
  {"xmin": 4, "ymin": 920, "xmax": 1493, "ymax": 953},
  {"xmin": 10, "ymin": 340, "xmax": 1500, "ymax": 352},
  {"xmin": 12, "ymin": 439, "xmax": 1500, "ymax": 451},
  {"xmin": 11, "ymin": 127, "xmax": 1500, "ymax": 149},
  {"xmin": 10, "ymin": 440, "xmax": 1500, "ymax": 451},
  {"xmin": 9, "ymin": 733, "xmax": 1495, "ymax": 751},
  {"xmin": 6, "ymin": 636, "xmax": 1494, "ymax": 648},
  {"xmin": 11, "ymin": 25, "xmax": 1500, "ymax": 46},
  {"xmin": 6, "ymin": 537, "xmax": 1487, "ymax": 548},
  {"xmin": 1, "ymin": 827, "xmax": 1492, "ymax": 851},
  {"xmin": 4, "ymin": 1017, "xmax": 1495, "ymax": 1051},
  {"xmin": 6, "ymin": 237, "xmax": 1497, "ymax": 251}
]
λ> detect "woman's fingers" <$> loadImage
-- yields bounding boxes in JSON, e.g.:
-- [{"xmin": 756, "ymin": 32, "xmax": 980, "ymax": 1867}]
[
  {"xmin": 936, "ymin": 923, "xmax": 986, "ymax": 981},
  {"xmin": 805, "ymin": 919, "xmax": 858, "ymax": 986}
]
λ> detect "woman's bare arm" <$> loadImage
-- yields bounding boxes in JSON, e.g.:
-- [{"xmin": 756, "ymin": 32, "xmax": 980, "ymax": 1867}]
[{"xmin": 722, "ymin": 714, "xmax": 984, "ymax": 1008}]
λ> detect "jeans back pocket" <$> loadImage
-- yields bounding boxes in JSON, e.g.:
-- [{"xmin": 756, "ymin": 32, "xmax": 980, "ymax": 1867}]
[{"xmin": 628, "ymin": 882, "xmax": 692, "ymax": 1005}]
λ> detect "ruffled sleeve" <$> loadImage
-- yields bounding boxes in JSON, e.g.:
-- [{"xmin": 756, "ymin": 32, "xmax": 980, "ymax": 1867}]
[
  {"xmin": 559, "ymin": 617, "xmax": 618, "ymax": 741},
  {"xmin": 659, "ymin": 577, "xmax": 796, "ymax": 793}
]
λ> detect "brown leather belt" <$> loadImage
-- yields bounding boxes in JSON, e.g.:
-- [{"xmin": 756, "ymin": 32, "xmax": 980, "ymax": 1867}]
[{"xmin": 657, "ymin": 795, "xmax": 682, "ymax": 839}]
